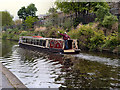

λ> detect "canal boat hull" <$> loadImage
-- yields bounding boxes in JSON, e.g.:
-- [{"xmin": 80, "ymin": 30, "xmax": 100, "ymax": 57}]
[{"xmin": 19, "ymin": 43, "xmax": 80, "ymax": 54}]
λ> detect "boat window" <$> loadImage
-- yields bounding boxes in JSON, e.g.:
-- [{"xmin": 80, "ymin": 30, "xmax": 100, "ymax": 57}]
[
  {"xmin": 72, "ymin": 40, "xmax": 76, "ymax": 49},
  {"xmin": 32, "ymin": 39, "xmax": 34, "ymax": 44},
  {"xmin": 34, "ymin": 39, "xmax": 35, "ymax": 45},
  {"xmin": 30, "ymin": 39, "xmax": 32, "ymax": 44},
  {"xmin": 34, "ymin": 39, "xmax": 36, "ymax": 45},
  {"xmin": 39, "ymin": 40, "xmax": 43, "ymax": 46},
  {"xmin": 31, "ymin": 39, "xmax": 33, "ymax": 44},
  {"xmin": 28, "ymin": 39, "xmax": 30, "ymax": 44},
  {"xmin": 43, "ymin": 40, "xmax": 46, "ymax": 46},
  {"xmin": 36, "ymin": 39, "xmax": 39, "ymax": 45},
  {"xmin": 23, "ymin": 38, "xmax": 26, "ymax": 43},
  {"xmin": 26, "ymin": 39, "xmax": 28, "ymax": 43},
  {"xmin": 27, "ymin": 39, "xmax": 29, "ymax": 43}
]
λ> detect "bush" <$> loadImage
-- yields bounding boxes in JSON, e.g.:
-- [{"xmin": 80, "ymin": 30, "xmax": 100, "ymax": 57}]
[
  {"xmin": 7, "ymin": 29, "xmax": 13, "ymax": 33},
  {"xmin": 62, "ymin": 18, "xmax": 73, "ymax": 30},
  {"xmin": 88, "ymin": 30, "xmax": 105, "ymax": 50},
  {"xmin": 25, "ymin": 16, "xmax": 38, "ymax": 28},
  {"xmin": 20, "ymin": 31, "xmax": 28, "ymax": 36},
  {"xmin": 8, "ymin": 33, "xmax": 14, "ymax": 39},
  {"xmin": 2, "ymin": 32, "xmax": 7, "ymax": 39},
  {"xmin": 44, "ymin": 27, "xmax": 65, "ymax": 38},
  {"xmin": 12, "ymin": 35, "xmax": 19, "ymax": 40},
  {"xmin": 102, "ymin": 15, "xmax": 118, "ymax": 29},
  {"xmin": 68, "ymin": 24, "xmax": 95, "ymax": 50},
  {"xmin": 118, "ymin": 24, "xmax": 120, "ymax": 33},
  {"xmin": 95, "ymin": 5, "xmax": 110, "ymax": 23},
  {"xmin": 102, "ymin": 32, "xmax": 120, "ymax": 50}
]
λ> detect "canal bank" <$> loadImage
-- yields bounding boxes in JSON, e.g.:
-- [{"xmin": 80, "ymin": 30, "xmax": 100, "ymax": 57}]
[{"xmin": 0, "ymin": 63, "xmax": 28, "ymax": 89}]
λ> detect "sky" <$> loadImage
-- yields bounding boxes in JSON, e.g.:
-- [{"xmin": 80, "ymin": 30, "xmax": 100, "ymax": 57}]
[{"xmin": 0, "ymin": 0, "xmax": 56, "ymax": 20}]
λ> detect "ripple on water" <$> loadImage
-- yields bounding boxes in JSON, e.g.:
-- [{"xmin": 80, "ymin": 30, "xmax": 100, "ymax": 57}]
[{"xmin": 74, "ymin": 53, "xmax": 119, "ymax": 67}]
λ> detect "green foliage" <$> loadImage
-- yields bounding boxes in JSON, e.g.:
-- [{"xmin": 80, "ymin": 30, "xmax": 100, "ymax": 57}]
[
  {"xmin": 55, "ymin": 1, "xmax": 109, "ymax": 27},
  {"xmin": 68, "ymin": 23, "xmax": 119, "ymax": 51},
  {"xmin": 55, "ymin": 1, "xmax": 109, "ymax": 15},
  {"xmin": 2, "ymin": 32, "xmax": 8, "ymax": 39},
  {"xmin": 48, "ymin": 7, "xmax": 57, "ymax": 14},
  {"xmin": 18, "ymin": 3, "xmax": 37, "ymax": 20},
  {"xmin": 95, "ymin": 4, "xmax": 118, "ymax": 30},
  {"xmin": 102, "ymin": 32, "xmax": 120, "ymax": 50},
  {"xmin": 44, "ymin": 27, "xmax": 65, "ymax": 38},
  {"xmin": 8, "ymin": 33, "xmax": 14, "ymax": 39},
  {"xmin": 88, "ymin": 30, "xmax": 105, "ymax": 50},
  {"xmin": 119, "ymin": 24, "xmax": 120, "ymax": 33},
  {"xmin": 44, "ymin": 8, "xmax": 58, "ymax": 27},
  {"xmin": 7, "ymin": 28, "xmax": 19, "ymax": 32},
  {"xmin": 95, "ymin": 5, "xmax": 110, "ymax": 23},
  {"xmin": 44, "ymin": 19, "xmax": 53, "ymax": 27},
  {"xmin": 18, "ymin": 7, "xmax": 27, "ymax": 20},
  {"xmin": 0, "ymin": 11, "xmax": 14, "ymax": 26},
  {"xmin": 102, "ymin": 15, "xmax": 118, "ymax": 29},
  {"xmin": 68, "ymin": 24, "xmax": 95, "ymax": 49},
  {"xmin": 68, "ymin": 24, "xmax": 94, "ymax": 39},
  {"xmin": 62, "ymin": 18, "xmax": 73, "ymax": 30},
  {"xmin": 26, "ymin": 3, "xmax": 37, "ymax": 17},
  {"xmin": 7, "ymin": 29, "xmax": 13, "ymax": 32},
  {"xmin": 25, "ymin": 16, "xmax": 38, "ymax": 28},
  {"xmin": 20, "ymin": 31, "xmax": 28, "ymax": 36}
]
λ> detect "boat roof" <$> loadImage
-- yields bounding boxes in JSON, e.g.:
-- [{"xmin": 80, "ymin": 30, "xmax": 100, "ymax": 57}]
[{"xmin": 20, "ymin": 36, "xmax": 77, "ymax": 41}]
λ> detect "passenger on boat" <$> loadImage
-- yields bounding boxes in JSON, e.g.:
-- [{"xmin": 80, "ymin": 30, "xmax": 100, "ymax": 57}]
[{"xmin": 58, "ymin": 31, "xmax": 71, "ymax": 50}]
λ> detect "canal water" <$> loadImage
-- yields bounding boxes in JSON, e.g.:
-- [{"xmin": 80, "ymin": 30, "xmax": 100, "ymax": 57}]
[{"xmin": 0, "ymin": 40, "xmax": 119, "ymax": 89}]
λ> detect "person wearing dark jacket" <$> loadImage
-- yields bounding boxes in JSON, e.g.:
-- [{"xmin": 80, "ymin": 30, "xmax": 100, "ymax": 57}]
[{"xmin": 58, "ymin": 31, "xmax": 71, "ymax": 49}]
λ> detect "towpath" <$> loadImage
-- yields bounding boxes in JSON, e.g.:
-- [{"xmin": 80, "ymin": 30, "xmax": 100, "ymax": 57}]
[{"xmin": 0, "ymin": 63, "xmax": 28, "ymax": 90}]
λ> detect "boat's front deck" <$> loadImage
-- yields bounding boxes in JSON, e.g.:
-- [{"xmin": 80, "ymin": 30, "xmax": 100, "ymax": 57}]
[{"xmin": 63, "ymin": 49, "xmax": 80, "ymax": 54}]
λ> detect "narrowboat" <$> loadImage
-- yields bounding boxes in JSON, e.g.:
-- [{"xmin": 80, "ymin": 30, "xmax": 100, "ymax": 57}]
[{"xmin": 19, "ymin": 36, "xmax": 81, "ymax": 54}]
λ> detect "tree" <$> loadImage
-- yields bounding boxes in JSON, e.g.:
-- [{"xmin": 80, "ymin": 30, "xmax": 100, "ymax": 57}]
[
  {"xmin": 18, "ymin": 3, "xmax": 37, "ymax": 20},
  {"xmin": 26, "ymin": 3, "xmax": 37, "ymax": 17},
  {"xmin": 48, "ymin": 7, "xmax": 57, "ymax": 14},
  {"xmin": 55, "ymin": 0, "xmax": 109, "ymax": 27},
  {"xmin": 25, "ymin": 16, "xmax": 38, "ymax": 28},
  {"xmin": 18, "ymin": 6, "xmax": 27, "ymax": 20},
  {"xmin": 95, "ymin": 5, "xmax": 110, "ymax": 23},
  {"xmin": 0, "ymin": 11, "xmax": 13, "ymax": 26},
  {"xmin": 44, "ymin": 7, "xmax": 58, "ymax": 27},
  {"xmin": 95, "ymin": 5, "xmax": 118, "ymax": 29},
  {"xmin": 102, "ymin": 15, "xmax": 118, "ymax": 29}
]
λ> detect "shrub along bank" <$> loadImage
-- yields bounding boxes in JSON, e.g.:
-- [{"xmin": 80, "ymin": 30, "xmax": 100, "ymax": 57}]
[
  {"xmin": 68, "ymin": 23, "xmax": 120, "ymax": 54},
  {"xmin": 2, "ymin": 24, "xmax": 120, "ymax": 54}
]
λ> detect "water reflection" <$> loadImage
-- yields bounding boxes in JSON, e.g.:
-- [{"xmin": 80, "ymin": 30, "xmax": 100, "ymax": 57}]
[
  {"xmin": 2, "ymin": 40, "xmax": 18, "ymax": 57},
  {"xmin": 56, "ymin": 56, "xmax": 119, "ymax": 89},
  {"xmin": 0, "ymin": 40, "xmax": 119, "ymax": 89}
]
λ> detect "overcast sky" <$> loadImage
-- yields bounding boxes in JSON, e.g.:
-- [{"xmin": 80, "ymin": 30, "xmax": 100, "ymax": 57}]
[{"xmin": 0, "ymin": 0, "xmax": 55, "ymax": 20}]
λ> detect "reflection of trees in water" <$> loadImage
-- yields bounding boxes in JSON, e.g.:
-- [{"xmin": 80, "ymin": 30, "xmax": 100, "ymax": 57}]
[
  {"xmin": 54, "ymin": 56, "xmax": 119, "ymax": 89},
  {"xmin": 16, "ymin": 47, "xmax": 119, "ymax": 89},
  {"xmin": 48, "ymin": 54, "xmax": 73, "ymax": 70},
  {"xmin": 2, "ymin": 40, "xmax": 18, "ymax": 57},
  {"xmin": 18, "ymin": 49, "xmax": 47, "ymax": 63}
]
